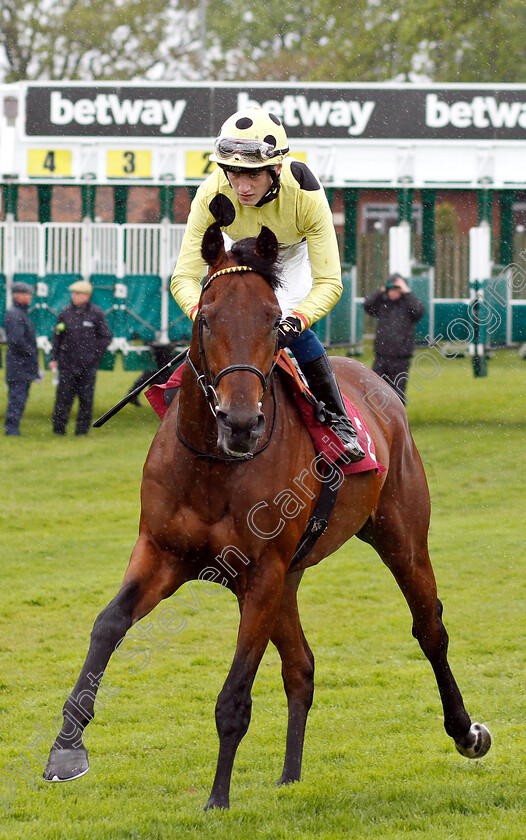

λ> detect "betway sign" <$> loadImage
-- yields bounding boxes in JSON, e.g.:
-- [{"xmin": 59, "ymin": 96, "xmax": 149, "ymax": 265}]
[
  {"xmin": 49, "ymin": 92, "xmax": 186, "ymax": 135},
  {"xmin": 25, "ymin": 84, "xmax": 526, "ymax": 140}
]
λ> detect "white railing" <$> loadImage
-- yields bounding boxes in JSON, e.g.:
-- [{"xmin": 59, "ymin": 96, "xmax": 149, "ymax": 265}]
[
  {"xmin": 88, "ymin": 222, "xmax": 122, "ymax": 277},
  {"xmin": 124, "ymin": 224, "xmax": 162, "ymax": 276},
  {"xmin": 15, "ymin": 222, "xmax": 45, "ymax": 275},
  {"xmin": 46, "ymin": 222, "xmax": 84, "ymax": 274},
  {"xmin": 0, "ymin": 219, "xmax": 187, "ymax": 281},
  {"xmin": 0, "ymin": 219, "xmax": 187, "ymax": 342}
]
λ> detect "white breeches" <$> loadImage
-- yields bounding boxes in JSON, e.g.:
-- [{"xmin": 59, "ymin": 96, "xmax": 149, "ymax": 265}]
[{"xmin": 222, "ymin": 234, "xmax": 313, "ymax": 318}]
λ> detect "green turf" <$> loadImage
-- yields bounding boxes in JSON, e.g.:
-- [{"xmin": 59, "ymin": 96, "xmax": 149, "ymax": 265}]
[{"xmin": 1, "ymin": 347, "xmax": 525, "ymax": 839}]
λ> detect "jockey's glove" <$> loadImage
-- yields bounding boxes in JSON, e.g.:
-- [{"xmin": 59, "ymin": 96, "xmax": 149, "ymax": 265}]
[{"xmin": 276, "ymin": 316, "xmax": 303, "ymax": 349}]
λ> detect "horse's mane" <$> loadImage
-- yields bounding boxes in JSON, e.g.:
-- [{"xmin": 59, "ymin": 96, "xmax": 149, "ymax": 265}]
[{"xmin": 230, "ymin": 238, "xmax": 283, "ymax": 291}]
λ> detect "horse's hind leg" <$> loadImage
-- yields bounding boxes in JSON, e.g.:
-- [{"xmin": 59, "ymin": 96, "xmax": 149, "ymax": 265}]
[
  {"xmin": 359, "ymin": 480, "xmax": 491, "ymax": 759},
  {"xmin": 271, "ymin": 570, "xmax": 314, "ymax": 785},
  {"xmin": 44, "ymin": 533, "xmax": 185, "ymax": 782}
]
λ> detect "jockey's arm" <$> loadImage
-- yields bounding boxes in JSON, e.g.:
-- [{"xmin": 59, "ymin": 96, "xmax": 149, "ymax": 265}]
[
  {"xmin": 170, "ymin": 191, "xmax": 214, "ymax": 320},
  {"xmin": 292, "ymin": 194, "xmax": 343, "ymax": 328}
]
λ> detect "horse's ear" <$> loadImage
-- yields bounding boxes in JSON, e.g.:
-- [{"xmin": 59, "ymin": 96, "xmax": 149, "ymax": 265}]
[
  {"xmin": 202, "ymin": 222, "xmax": 226, "ymax": 266},
  {"xmin": 255, "ymin": 226, "xmax": 279, "ymax": 265}
]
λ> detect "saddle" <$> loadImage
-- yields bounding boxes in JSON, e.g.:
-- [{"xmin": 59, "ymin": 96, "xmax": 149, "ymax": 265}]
[{"xmin": 273, "ymin": 351, "xmax": 383, "ymax": 477}]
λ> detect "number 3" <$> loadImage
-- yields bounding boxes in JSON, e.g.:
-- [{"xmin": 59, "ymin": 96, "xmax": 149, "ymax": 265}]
[{"xmin": 123, "ymin": 152, "xmax": 135, "ymax": 174}]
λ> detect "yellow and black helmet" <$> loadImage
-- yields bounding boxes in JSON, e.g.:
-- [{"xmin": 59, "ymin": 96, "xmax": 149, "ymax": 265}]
[{"xmin": 210, "ymin": 107, "xmax": 289, "ymax": 169}]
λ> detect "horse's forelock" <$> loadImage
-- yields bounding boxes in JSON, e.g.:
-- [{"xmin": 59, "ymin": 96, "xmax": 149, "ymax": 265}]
[{"xmin": 230, "ymin": 238, "xmax": 283, "ymax": 291}]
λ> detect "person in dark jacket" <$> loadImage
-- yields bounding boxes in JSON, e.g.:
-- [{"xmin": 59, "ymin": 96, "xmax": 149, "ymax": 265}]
[
  {"xmin": 4, "ymin": 281, "xmax": 40, "ymax": 436},
  {"xmin": 363, "ymin": 273, "xmax": 425, "ymax": 402},
  {"xmin": 48, "ymin": 280, "xmax": 112, "ymax": 435}
]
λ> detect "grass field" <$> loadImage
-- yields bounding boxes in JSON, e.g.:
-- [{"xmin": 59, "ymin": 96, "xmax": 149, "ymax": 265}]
[{"xmin": 1, "ymin": 345, "xmax": 525, "ymax": 839}]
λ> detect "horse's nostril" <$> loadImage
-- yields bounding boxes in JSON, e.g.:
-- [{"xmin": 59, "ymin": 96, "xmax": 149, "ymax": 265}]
[
  {"xmin": 216, "ymin": 410, "xmax": 265, "ymax": 439},
  {"xmin": 254, "ymin": 414, "xmax": 265, "ymax": 435},
  {"xmin": 216, "ymin": 410, "xmax": 230, "ymax": 430}
]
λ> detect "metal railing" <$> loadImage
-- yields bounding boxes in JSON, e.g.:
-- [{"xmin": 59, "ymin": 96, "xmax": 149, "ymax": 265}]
[{"xmin": 0, "ymin": 218, "xmax": 187, "ymax": 282}]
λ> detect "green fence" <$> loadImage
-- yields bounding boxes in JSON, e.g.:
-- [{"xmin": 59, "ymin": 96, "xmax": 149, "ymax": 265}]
[
  {"xmin": 313, "ymin": 266, "xmax": 363, "ymax": 353},
  {"xmin": 3, "ymin": 269, "xmax": 526, "ymax": 372}
]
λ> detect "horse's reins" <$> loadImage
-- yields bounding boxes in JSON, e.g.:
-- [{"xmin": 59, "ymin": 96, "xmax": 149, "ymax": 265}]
[{"xmin": 177, "ymin": 263, "xmax": 280, "ymax": 461}]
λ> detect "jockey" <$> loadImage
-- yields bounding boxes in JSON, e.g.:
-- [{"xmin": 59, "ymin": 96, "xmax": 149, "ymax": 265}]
[{"xmin": 170, "ymin": 106, "xmax": 365, "ymax": 462}]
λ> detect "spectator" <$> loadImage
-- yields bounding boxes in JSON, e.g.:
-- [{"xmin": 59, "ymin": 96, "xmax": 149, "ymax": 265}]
[
  {"xmin": 4, "ymin": 281, "xmax": 39, "ymax": 436},
  {"xmin": 363, "ymin": 273, "xmax": 425, "ymax": 402},
  {"xmin": 48, "ymin": 280, "xmax": 112, "ymax": 435}
]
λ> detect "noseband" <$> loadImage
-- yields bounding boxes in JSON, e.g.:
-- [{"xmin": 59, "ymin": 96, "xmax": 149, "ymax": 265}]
[{"xmin": 188, "ymin": 264, "xmax": 277, "ymax": 416}]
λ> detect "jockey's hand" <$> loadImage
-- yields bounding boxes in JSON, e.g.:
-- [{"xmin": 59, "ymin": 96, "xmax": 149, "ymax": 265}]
[{"xmin": 276, "ymin": 316, "xmax": 303, "ymax": 350}]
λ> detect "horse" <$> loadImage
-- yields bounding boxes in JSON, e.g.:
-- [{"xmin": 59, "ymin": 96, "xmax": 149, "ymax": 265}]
[{"xmin": 44, "ymin": 222, "xmax": 491, "ymax": 809}]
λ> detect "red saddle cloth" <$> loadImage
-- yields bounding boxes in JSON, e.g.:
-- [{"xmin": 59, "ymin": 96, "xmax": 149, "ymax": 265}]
[{"xmin": 146, "ymin": 354, "xmax": 385, "ymax": 476}]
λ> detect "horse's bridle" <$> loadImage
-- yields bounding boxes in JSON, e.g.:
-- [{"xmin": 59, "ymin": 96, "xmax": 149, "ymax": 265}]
[{"xmin": 187, "ymin": 264, "xmax": 278, "ymax": 417}]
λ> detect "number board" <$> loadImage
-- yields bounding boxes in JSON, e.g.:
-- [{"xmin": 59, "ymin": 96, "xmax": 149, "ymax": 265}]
[
  {"xmin": 185, "ymin": 151, "xmax": 307, "ymax": 179},
  {"xmin": 107, "ymin": 150, "xmax": 152, "ymax": 178},
  {"xmin": 27, "ymin": 149, "xmax": 72, "ymax": 177},
  {"xmin": 26, "ymin": 147, "xmax": 307, "ymax": 182}
]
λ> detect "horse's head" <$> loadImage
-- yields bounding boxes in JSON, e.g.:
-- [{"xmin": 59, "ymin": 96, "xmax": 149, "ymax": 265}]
[{"xmin": 193, "ymin": 222, "xmax": 282, "ymax": 458}]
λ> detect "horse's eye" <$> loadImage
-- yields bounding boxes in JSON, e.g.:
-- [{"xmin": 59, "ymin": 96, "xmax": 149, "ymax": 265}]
[
  {"xmin": 272, "ymin": 317, "xmax": 280, "ymax": 331},
  {"xmin": 199, "ymin": 315, "xmax": 210, "ymax": 332}
]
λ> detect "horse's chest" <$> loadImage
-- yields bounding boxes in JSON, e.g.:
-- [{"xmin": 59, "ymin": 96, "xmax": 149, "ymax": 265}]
[{"xmin": 162, "ymin": 502, "xmax": 248, "ymax": 560}]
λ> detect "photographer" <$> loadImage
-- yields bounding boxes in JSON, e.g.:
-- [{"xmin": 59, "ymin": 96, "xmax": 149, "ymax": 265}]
[{"xmin": 363, "ymin": 273, "xmax": 425, "ymax": 402}]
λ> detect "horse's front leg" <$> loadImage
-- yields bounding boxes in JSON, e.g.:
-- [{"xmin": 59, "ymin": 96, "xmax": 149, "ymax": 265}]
[
  {"xmin": 270, "ymin": 570, "xmax": 315, "ymax": 786},
  {"xmin": 44, "ymin": 533, "xmax": 185, "ymax": 782},
  {"xmin": 205, "ymin": 562, "xmax": 286, "ymax": 811}
]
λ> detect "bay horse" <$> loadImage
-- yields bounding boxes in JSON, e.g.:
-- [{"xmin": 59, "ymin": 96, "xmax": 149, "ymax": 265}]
[{"xmin": 44, "ymin": 222, "xmax": 491, "ymax": 809}]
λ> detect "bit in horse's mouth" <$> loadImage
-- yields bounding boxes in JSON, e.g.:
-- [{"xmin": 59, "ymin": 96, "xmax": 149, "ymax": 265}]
[
  {"xmin": 219, "ymin": 437, "xmax": 256, "ymax": 458},
  {"xmin": 225, "ymin": 448, "xmax": 253, "ymax": 459}
]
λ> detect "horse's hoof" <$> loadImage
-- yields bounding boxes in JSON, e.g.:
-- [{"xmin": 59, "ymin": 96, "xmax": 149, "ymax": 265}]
[
  {"xmin": 43, "ymin": 747, "xmax": 89, "ymax": 782},
  {"xmin": 277, "ymin": 774, "xmax": 300, "ymax": 786},
  {"xmin": 455, "ymin": 722, "xmax": 492, "ymax": 759},
  {"xmin": 204, "ymin": 794, "xmax": 229, "ymax": 811}
]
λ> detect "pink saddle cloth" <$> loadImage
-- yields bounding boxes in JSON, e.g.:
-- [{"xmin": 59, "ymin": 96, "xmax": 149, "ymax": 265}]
[{"xmin": 146, "ymin": 356, "xmax": 385, "ymax": 476}]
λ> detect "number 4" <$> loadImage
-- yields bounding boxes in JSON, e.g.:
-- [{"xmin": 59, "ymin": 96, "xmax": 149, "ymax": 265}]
[{"xmin": 44, "ymin": 152, "xmax": 56, "ymax": 173}]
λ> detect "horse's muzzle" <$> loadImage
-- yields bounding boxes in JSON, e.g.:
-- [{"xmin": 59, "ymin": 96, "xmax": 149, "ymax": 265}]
[{"xmin": 216, "ymin": 409, "xmax": 266, "ymax": 457}]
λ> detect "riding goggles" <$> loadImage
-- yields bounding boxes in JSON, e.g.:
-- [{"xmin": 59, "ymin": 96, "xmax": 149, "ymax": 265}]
[{"xmin": 214, "ymin": 137, "xmax": 287, "ymax": 164}]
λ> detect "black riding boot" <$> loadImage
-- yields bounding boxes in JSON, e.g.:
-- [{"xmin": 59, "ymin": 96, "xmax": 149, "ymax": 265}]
[{"xmin": 300, "ymin": 353, "xmax": 366, "ymax": 462}]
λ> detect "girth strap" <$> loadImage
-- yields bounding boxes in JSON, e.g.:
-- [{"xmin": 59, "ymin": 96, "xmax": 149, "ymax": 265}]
[{"xmin": 289, "ymin": 460, "xmax": 340, "ymax": 569}]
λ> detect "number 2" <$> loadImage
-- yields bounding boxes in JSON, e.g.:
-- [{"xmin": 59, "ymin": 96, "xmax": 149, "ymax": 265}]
[{"xmin": 201, "ymin": 153, "xmax": 213, "ymax": 176}]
